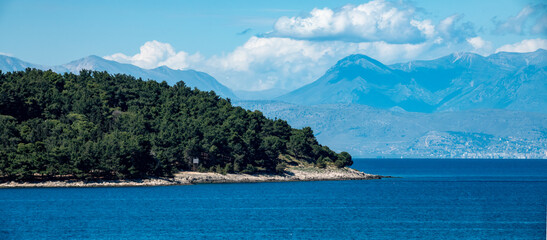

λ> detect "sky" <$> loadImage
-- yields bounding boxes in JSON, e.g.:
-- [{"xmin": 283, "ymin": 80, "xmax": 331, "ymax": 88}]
[{"xmin": 0, "ymin": 0, "xmax": 546, "ymax": 91}]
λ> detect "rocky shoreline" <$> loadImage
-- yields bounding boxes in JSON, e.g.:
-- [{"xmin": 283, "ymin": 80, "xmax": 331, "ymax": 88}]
[{"xmin": 0, "ymin": 167, "xmax": 383, "ymax": 188}]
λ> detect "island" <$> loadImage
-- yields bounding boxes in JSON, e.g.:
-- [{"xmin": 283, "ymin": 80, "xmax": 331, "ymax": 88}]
[{"xmin": 0, "ymin": 69, "xmax": 380, "ymax": 187}]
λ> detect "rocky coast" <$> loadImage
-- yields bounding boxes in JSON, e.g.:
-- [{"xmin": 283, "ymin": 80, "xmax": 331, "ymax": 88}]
[{"xmin": 0, "ymin": 167, "xmax": 383, "ymax": 188}]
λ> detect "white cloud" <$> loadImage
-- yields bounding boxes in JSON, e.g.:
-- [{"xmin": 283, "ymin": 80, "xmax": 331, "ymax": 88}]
[
  {"xmin": 466, "ymin": 37, "xmax": 492, "ymax": 55},
  {"xmin": 104, "ymin": 40, "xmax": 202, "ymax": 70},
  {"xmin": 410, "ymin": 19, "xmax": 435, "ymax": 39},
  {"xmin": 495, "ymin": 38, "xmax": 547, "ymax": 53},
  {"xmin": 268, "ymin": 0, "xmax": 430, "ymax": 44},
  {"xmin": 210, "ymin": 37, "xmax": 337, "ymax": 72},
  {"xmin": 206, "ymin": 37, "xmax": 355, "ymax": 90},
  {"xmin": 266, "ymin": 0, "xmax": 475, "ymax": 45},
  {"xmin": 467, "ymin": 37, "xmax": 486, "ymax": 49},
  {"xmin": 0, "ymin": 52, "xmax": 13, "ymax": 57}
]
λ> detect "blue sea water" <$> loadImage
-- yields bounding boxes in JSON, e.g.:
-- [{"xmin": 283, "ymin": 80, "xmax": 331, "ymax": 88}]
[{"xmin": 1, "ymin": 158, "xmax": 546, "ymax": 240}]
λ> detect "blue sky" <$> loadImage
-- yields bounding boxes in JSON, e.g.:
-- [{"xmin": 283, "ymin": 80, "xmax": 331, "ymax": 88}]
[{"xmin": 1, "ymin": 0, "xmax": 545, "ymax": 90}]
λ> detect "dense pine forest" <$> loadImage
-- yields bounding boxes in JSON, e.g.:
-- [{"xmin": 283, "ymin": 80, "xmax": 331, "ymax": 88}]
[{"xmin": 0, "ymin": 69, "xmax": 352, "ymax": 181}]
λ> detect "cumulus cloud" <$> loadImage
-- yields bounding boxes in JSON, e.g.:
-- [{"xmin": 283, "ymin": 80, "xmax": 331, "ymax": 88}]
[
  {"xmin": 206, "ymin": 37, "xmax": 355, "ymax": 90},
  {"xmin": 495, "ymin": 38, "xmax": 547, "ymax": 53},
  {"xmin": 268, "ymin": 0, "xmax": 431, "ymax": 43},
  {"xmin": 266, "ymin": 0, "xmax": 474, "ymax": 45},
  {"xmin": 467, "ymin": 37, "xmax": 487, "ymax": 49},
  {"xmin": 493, "ymin": 4, "xmax": 546, "ymax": 35},
  {"xmin": 104, "ymin": 40, "xmax": 202, "ymax": 70},
  {"xmin": 466, "ymin": 36, "xmax": 493, "ymax": 55}
]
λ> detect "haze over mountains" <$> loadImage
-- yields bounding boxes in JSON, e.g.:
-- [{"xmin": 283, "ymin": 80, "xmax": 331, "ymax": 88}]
[
  {"xmin": 234, "ymin": 101, "xmax": 547, "ymax": 158},
  {"xmin": 1, "ymin": 50, "xmax": 546, "ymax": 158}
]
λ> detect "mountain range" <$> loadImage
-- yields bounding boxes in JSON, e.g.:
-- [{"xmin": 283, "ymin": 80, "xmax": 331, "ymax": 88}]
[
  {"xmin": 277, "ymin": 49, "xmax": 547, "ymax": 113},
  {"xmin": 0, "ymin": 54, "xmax": 236, "ymax": 99}
]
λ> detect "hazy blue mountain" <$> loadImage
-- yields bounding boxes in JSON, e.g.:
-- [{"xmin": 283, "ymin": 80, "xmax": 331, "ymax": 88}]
[
  {"xmin": 0, "ymin": 55, "xmax": 47, "ymax": 71},
  {"xmin": 486, "ymin": 49, "xmax": 547, "ymax": 69},
  {"xmin": 61, "ymin": 55, "xmax": 146, "ymax": 75},
  {"xmin": 0, "ymin": 54, "xmax": 237, "ymax": 99},
  {"xmin": 391, "ymin": 50, "xmax": 547, "ymax": 113},
  {"xmin": 234, "ymin": 88, "xmax": 290, "ymax": 100},
  {"xmin": 276, "ymin": 54, "xmax": 435, "ymax": 112},
  {"xmin": 235, "ymin": 100, "xmax": 547, "ymax": 158},
  {"xmin": 278, "ymin": 49, "xmax": 547, "ymax": 113},
  {"xmin": 62, "ymin": 56, "xmax": 237, "ymax": 99}
]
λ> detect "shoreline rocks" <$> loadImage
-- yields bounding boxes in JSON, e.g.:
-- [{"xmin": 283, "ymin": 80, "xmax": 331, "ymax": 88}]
[{"xmin": 0, "ymin": 167, "xmax": 383, "ymax": 188}]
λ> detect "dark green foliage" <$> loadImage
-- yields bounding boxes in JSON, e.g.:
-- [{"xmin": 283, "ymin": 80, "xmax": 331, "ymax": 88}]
[
  {"xmin": 334, "ymin": 160, "xmax": 345, "ymax": 168},
  {"xmin": 335, "ymin": 152, "xmax": 353, "ymax": 168},
  {"xmin": 275, "ymin": 162, "xmax": 286, "ymax": 174},
  {"xmin": 0, "ymin": 69, "xmax": 349, "ymax": 181},
  {"xmin": 315, "ymin": 157, "xmax": 327, "ymax": 168}
]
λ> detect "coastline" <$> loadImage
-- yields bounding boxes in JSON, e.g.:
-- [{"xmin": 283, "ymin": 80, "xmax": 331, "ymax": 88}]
[{"xmin": 0, "ymin": 167, "xmax": 383, "ymax": 188}]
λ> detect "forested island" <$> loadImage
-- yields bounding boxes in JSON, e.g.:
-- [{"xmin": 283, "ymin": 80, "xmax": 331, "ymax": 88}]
[{"xmin": 0, "ymin": 69, "xmax": 354, "ymax": 182}]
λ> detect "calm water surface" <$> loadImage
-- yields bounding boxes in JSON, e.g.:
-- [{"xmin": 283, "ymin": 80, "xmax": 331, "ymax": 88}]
[{"xmin": 1, "ymin": 158, "xmax": 546, "ymax": 239}]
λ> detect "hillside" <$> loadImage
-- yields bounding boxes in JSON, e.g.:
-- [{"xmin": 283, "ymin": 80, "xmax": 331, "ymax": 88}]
[{"xmin": 0, "ymin": 69, "xmax": 352, "ymax": 181}]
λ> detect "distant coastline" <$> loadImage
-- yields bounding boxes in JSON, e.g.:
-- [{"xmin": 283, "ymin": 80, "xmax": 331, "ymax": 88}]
[{"xmin": 0, "ymin": 167, "xmax": 383, "ymax": 188}]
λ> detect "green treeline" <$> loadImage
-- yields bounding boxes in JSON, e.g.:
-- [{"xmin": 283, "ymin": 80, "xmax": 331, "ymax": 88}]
[{"xmin": 0, "ymin": 69, "xmax": 352, "ymax": 181}]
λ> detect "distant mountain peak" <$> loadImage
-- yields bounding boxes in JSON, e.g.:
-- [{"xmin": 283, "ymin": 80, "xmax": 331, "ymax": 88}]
[
  {"xmin": 527, "ymin": 48, "xmax": 547, "ymax": 54},
  {"xmin": 339, "ymin": 54, "xmax": 378, "ymax": 62},
  {"xmin": 154, "ymin": 65, "xmax": 172, "ymax": 71},
  {"xmin": 65, "ymin": 55, "xmax": 103, "ymax": 64},
  {"xmin": 68, "ymin": 55, "xmax": 106, "ymax": 64},
  {"xmin": 335, "ymin": 54, "xmax": 385, "ymax": 66},
  {"xmin": 328, "ymin": 54, "xmax": 391, "ymax": 75},
  {"xmin": 86, "ymin": 54, "xmax": 103, "ymax": 60},
  {"xmin": 0, "ymin": 55, "xmax": 44, "ymax": 72},
  {"xmin": 448, "ymin": 52, "xmax": 485, "ymax": 65},
  {"xmin": 62, "ymin": 56, "xmax": 104, "ymax": 72}
]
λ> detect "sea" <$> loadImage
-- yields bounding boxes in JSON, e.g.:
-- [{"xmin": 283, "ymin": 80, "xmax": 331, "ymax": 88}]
[{"xmin": 1, "ymin": 158, "xmax": 546, "ymax": 240}]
